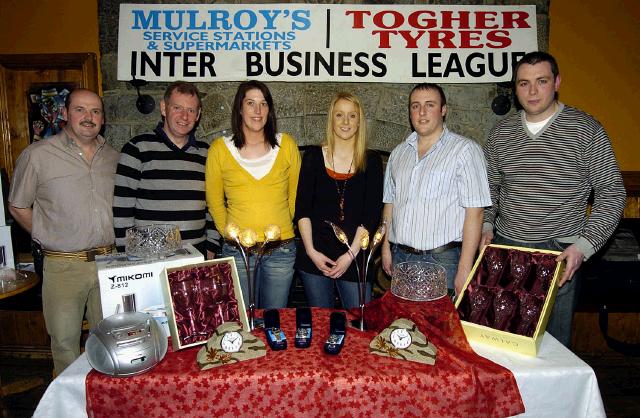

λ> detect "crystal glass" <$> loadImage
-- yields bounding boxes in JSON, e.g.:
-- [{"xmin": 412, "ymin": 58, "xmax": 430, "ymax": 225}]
[
  {"xmin": 125, "ymin": 224, "xmax": 181, "ymax": 259},
  {"xmin": 390, "ymin": 262, "xmax": 447, "ymax": 302},
  {"xmin": 0, "ymin": 268, "xmax": 28, "ymax": 293}
]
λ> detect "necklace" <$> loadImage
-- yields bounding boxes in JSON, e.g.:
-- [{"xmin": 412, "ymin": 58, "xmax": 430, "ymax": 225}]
[{"xmin": 330, "ymin": 151, "xmax": 353, "ymax": 222}]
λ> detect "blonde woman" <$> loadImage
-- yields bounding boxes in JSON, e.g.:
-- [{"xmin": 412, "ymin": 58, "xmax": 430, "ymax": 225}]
[
  {"xmin": 295, "ymin": 93, "xmax": 383, "ymax": 309},
  {"xmin": 206, "ymin": 80, "xmax": 301, "ymax": 309}
]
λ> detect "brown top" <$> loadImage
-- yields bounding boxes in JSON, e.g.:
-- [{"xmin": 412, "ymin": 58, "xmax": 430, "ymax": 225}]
[{"xmin": 8, "ymin": 130, "xmax": 119, "ymax": 252}]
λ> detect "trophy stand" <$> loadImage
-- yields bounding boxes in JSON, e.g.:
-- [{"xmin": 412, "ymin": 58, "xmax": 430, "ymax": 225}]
[
  {"xmin": 226, "ymin": 223, "xmax": 281, "ymax": 331},
  {"xmin": 326, "ymin": 221, "xmax": 386, "ymax": 331}
]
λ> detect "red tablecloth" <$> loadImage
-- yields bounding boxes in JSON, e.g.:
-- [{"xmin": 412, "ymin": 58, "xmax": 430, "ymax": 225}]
[{"xmin": 86, "ymin": 292, "xmax": 524, "ymax": 418}]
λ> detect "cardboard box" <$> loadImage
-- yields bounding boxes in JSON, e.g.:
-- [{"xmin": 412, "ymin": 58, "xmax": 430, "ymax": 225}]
[
  {"xmin": 455, "ymin": 244, "xmax": 564, "ymax": 356},
  {"xmin": 161, "ymin": 258, "xmax": 248, "ymax": 351},
  {"xmin": 97, "ymin": 244, "xmax": 204, "ymax": 335},
  {"xmin": 0, "ymin": 225, "xmax": 15, "ymax": 269}
]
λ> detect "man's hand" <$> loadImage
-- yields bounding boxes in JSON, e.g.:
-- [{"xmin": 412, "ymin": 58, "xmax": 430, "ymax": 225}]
[
  {"xmin": 381, "ymin": 244, "xmax": 393, "ymax": 276},
  {"xmin": 555, "ymin": 244, "xmax": 584, "ymax": 287},
  {"xmin": 479, "ymin": 230, "xmax": 494, "ymax": 247}
]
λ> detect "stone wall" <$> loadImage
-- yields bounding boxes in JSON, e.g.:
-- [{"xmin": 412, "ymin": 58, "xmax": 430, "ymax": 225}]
[{"xmin": 99, "ymin": 0, "xmax": 550, "ymax": 152}]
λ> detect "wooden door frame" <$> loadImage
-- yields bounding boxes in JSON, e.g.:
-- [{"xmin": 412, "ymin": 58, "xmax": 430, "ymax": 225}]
[{"xmin": 0, "ymin": 53, "xmax": 98, "ymax": 177}]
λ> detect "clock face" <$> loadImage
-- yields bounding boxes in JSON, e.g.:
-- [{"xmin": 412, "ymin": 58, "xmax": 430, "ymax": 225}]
[
  {"xmin": 390, "ymin": 328, "xmax": 412, "ymax": 349},
  {"xmin": 220, "ymin": 331, "xmax": 243, "ymax": 353}
]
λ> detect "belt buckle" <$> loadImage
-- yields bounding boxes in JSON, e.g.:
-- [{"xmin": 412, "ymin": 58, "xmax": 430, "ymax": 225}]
[{"xmin": 86, "ymin": 250, "xmax": 97, "ymax": 262}]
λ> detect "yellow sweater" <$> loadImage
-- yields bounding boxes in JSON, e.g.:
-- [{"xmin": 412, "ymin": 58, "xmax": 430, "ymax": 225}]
[{"xmin": 205, "ymin": 133, "xmax": 301, "ymax": 241}]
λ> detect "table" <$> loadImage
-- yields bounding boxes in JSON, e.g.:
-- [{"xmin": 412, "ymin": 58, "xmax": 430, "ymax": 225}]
[
  {"xmin": 32, "ymin": 333, "xmax": 605, "ymax": 418},
  {"xmin": 0, "ymin": 270, "xmax": 43, "ymax": 417},
  {"xmin": 33, "ymin": 295, "xmax": 605, "ymax": 418},
  {"xmin": 0, "ymin": 270, "xmax": 39, "ymax": 299}
]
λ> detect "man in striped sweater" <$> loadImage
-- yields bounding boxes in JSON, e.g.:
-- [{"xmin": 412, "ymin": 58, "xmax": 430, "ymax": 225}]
[
  {"xmin": 113, "ymin": 81, "xmax": 220, "ymax": 257},
  {"xmin": 481, "ymin": 51, "xmax": 626, "ymax": 348}
]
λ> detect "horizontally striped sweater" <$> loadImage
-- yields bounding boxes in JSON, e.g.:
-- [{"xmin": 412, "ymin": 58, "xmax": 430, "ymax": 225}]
[
  {"xmin": 483, "ymin": 103, "xmax": 626, "ymax": 259},
  {"xmin": 113, "ymin": 123, "xmax": 220, "ymax": 253}
]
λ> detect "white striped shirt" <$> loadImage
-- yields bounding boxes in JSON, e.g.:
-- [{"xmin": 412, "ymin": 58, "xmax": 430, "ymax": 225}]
[
  {"xmin": 383, "ymin": 126, "xmax": 491, "ymax": 250},
  {"xmin": 483, "ymin": 103, "xmax": 626, "ymax": 259}
]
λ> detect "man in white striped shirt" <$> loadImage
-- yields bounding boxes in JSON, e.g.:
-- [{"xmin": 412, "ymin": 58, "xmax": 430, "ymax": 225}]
[
  {"xmin": 381, "ymin": 83, "xmax": 491, "ymax": 295},
  {"xmin": 481, "ymin": 52, "xmax": 626, "ymax": 347}
]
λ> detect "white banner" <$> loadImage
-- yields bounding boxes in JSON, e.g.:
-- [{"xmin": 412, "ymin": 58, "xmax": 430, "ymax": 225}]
[{"xmin": 118, "ymin": 3, "xmax": 538, "ymax": 83}]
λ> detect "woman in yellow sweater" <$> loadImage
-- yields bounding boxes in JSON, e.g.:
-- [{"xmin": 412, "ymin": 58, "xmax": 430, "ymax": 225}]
[{"xmin": 206, "ymin": 80, "xmax": 301, "ymax": 309}]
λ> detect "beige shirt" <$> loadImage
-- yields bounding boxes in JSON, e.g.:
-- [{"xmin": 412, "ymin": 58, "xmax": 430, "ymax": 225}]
[{"xmin": 9, "ymin": 130, "xmax": 119, "ymax": 252}]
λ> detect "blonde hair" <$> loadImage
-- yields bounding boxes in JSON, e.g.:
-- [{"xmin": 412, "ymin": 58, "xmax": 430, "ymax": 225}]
[{"xmin": 325, "ymin": 92, "xmax": 367, "ymax": 172}]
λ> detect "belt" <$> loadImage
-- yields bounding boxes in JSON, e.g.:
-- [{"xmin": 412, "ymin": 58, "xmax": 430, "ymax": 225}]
[
  {"xmin": 225, "ymin": 238, "xmax": 294, "ymax": 256},
  {"xmin": 395, "ymin": 241, "xmax": 461, "ymax": 255},
  {"xmin": 43, "ymin": 244, "xmax": 115, "ymax": 262}
]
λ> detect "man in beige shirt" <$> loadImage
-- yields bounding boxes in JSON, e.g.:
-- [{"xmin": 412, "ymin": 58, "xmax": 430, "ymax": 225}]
[{"xmin": 8, "ymin": 88, "xmax": 119, "ymax": 374}]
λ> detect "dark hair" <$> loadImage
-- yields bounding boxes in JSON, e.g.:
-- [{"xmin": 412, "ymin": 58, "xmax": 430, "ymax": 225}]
[
  {"xmin": 231, "ymin": 80, "xmax": 278, "ymax": 149},
  {"xmin": 513, "ymin": 51, "xmax": 560, "ymax": 82},
  {"xmin": 408, "ymin": 83, "xmax": 447, "ymax": 128},
  {"xmin": 64, "ymin": 88, "xmax": 104, "ymax": 111},
  {"xmin": 163, "ymin": 81, "xmax": 202, "ymax": 109}
]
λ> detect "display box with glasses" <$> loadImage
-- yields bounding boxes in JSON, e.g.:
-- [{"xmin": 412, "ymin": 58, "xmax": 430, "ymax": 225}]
[
  {"xmin": 454, "ymin": 244, "xmax": 564, "ymax": 356},
  {"xmin": 96, "ymin": 243, "xmax": 204, "ymax": 335},
  {"xmin": 161, "ymin": 258, "xmax": 249, "ymax": 351}
]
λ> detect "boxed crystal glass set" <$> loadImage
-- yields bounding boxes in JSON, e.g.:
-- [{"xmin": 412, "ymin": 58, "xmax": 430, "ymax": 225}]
[
  {"xmin": 455, "ymin": 244, "xmax": 564, "ymax": 356},
  {"xmin": 161, "ymin": 259, "xmax": 249, "ymax": 351}
]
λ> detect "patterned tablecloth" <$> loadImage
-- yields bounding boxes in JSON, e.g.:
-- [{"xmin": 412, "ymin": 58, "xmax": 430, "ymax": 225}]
[{"xmin": 86, "ymin": 292, "xmax": 524, "ymax": 418}]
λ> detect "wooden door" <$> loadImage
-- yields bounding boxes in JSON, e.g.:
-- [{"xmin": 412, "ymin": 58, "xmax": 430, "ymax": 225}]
[{"xmin": 0, "ymin": 54, "xmax": 98, "ymax": 178}]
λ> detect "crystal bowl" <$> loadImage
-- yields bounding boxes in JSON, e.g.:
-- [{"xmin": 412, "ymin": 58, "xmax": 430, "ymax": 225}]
[
  {"xmin": 125, "ymin": 224, "xmax": 181, "ymax": 259},
  {"xmin": 0, "ymin": 268, "xmax": 28, "ymax": 293},
  {"xmin": 390, "ymin": 261, "xmax": 448, "ymax": 302}
]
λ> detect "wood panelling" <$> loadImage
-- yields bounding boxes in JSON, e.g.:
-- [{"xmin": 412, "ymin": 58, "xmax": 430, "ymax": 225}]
[
  {"xmin": 0, "ymin": 310, "xmax": 49, "ymax": 349},
  {"xmin": 0, "ymin": 53, "xmax": 98, "ymax": 177},
  {"xmin": 572, "ymin": 312, "xmax": 640, "ymax": 354},
  {"xmin": 622, "ymin": 171, "xmax": 640, "ymax": 219}
]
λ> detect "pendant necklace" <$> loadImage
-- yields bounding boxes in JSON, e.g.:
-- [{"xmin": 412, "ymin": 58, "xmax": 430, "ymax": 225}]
[{"xmin": 331, "ymin": 151, "xmax": 353, "ymax": 222}]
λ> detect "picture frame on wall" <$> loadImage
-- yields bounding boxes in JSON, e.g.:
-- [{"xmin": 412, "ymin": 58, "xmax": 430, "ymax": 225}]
[{"xmin": 27, "ymin": 83, "xmax": 77, "ymax": 142}]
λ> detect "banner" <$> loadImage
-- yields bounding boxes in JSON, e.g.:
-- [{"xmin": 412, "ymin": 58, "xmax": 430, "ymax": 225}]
[{"xmin": 118, "ymin": 4, "xmax": 538, "ymax": 83}]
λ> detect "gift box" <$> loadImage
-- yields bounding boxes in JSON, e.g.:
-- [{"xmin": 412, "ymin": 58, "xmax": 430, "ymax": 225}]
[
  {"xmin": 161, "ymin": 258, "xmax": 249, "ymax": 351},
  {"xmin": 97, "ymin": 243, "xmax": 204, "ymax": 335},
  {"xmin": 455, "ymin": 244, "xmax": 564, "ymax": 356}
]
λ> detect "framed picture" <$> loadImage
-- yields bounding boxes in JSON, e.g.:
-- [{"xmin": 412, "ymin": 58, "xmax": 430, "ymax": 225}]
[
  {"xmin": 161, "ymin": 257, "xmax": 248, "ymax": 351},
  {"xmin": 27, "ymin": 83, "xmax": 77, "ymax": 142}
]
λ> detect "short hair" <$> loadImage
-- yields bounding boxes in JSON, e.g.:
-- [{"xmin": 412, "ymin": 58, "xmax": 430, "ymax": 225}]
[
  {"xmin": 325, "ymin": 92, "xmax": 367, "ymax": 173},
  {"xmin": 231, "ymin": 80, "xmax": 278, "ymax": 149},
  {"xmin": 513, "ymin": 51, "xmax": 560, "ymax": 82},
  {"xmin": 408, "ymin": 83, "xmax": 447, "ymax": 128},
  {"xmin": 64, "ymin": 88, "xmax": 104, "ymax": 111},
  {"xmin": 163, "ymin": 81, "xmax": 202, "ymax": 109}
]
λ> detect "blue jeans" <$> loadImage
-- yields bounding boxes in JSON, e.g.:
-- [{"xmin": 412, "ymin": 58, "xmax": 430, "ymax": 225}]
[
  {"xmin": 493, "ymin": 234, "xmax": 579, "ymax": 348},
  {"xmin": 298, "ymin": 270, "xmax": 372, "ymax": 310},
  {"xmin": 391, "ymin": 244, "xmax": 461, "ymax": 291},
  {"xmin": 221, "ymin": 241, "xmax": 296, "ymax": 309}
]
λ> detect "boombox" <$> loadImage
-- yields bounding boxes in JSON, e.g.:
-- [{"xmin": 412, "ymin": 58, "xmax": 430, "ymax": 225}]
[{"xmin": 86, "ymin": 312, "xmax": 168, "ymax": 377}]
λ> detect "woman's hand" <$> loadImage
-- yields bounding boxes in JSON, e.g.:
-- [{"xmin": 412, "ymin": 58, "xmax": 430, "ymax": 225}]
[
  {"xmin": 327, "ymin": 252, "xmax": 354, "ymax": 279},
  {"xmin": 307, "ymin": 249, "xmax": 336, "ymax": 276}
]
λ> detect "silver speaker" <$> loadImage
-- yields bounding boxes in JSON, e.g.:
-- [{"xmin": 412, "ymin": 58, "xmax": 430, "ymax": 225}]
[{"xmin": 86, "ymin": 312, "xmax": 168, "ymax": 377}]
